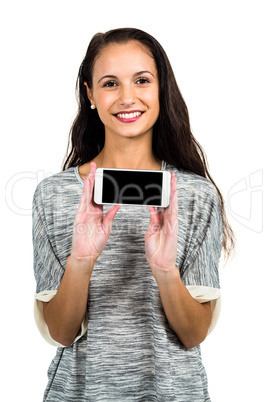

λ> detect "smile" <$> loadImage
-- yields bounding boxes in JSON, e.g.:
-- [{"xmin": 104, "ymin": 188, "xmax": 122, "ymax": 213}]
[
  {"xmin": 116, "ymin": 111, "xmax": 142, "ymax": 119},
  {"xmin": 114, "ymin": 111, "xmax": 144, "ymax": 123}
]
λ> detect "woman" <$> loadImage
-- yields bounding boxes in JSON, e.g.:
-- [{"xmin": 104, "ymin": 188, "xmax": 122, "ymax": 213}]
[{"xmin": 33, "ymin": 28, "xmax": 235, "ymax": 401}]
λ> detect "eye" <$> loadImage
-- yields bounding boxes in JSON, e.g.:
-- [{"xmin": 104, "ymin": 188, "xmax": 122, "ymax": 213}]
[
  {"xmin": 136, "ymin": 77, "xmax": 150, "ymax": 84},
  {"xmin": 103, "ymin": 80, "xmax": 118, "ymax": 88}
]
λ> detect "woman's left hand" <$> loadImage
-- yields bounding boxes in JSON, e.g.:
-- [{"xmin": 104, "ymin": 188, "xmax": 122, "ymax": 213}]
[{"xmin": 144, "ymin": 172, "xmax": 178, "ymax": 279}]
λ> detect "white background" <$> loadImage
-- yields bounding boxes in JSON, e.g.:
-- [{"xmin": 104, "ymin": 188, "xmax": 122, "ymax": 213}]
[{"xmin": 1, "ymin": 1, "xmax": 267, "ymax": 400}]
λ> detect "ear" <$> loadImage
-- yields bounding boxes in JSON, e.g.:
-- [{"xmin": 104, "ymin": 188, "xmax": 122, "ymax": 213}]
[{"xmin": 84, "ymin": 82, "xmax": 94, "ymax": 104}]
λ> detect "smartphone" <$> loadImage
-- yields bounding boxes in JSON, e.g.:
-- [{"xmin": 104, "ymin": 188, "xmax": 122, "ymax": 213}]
[{"xmin": 94, "ymin": 168, "xmax": 171, "ymax": 207}]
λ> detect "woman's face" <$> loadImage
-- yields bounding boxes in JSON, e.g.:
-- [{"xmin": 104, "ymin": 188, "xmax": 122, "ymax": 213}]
[{"xmin": 86, "ymin": 40, "xmax": 159, "ymax": 141}]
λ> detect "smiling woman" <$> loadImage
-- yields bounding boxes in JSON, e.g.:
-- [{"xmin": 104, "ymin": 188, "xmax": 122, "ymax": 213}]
[
  {"xmin": 32, "ymin": 27, "xmax": 235, "ymax": 401},
  {"xmin": 84, "ymin": 41, "xmax": 160, "ymax": 151}
]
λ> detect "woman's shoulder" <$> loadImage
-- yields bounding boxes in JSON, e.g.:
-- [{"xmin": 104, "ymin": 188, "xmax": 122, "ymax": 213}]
[
  {"xmin": 165, "ymin": 163, "xmax": 219, "ymax": 202},
  {"xmin": 32, "ymin": 166, "xmax": 82, "ymax": 204}
]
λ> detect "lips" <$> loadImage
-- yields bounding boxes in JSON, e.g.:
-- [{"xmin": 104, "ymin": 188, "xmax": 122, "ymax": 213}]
[{"xmin": 113, "ymin": 110, "xmax": 144, "ymax": 123}]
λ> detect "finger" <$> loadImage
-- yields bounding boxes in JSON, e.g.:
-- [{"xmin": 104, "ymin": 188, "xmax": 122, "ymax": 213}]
[
  {"xmin": 76, "ymin": 176, "xmax": 90, "ymax": 214},
  {"xmin": 145, "ymin": 207, "xmax": 161, "ymax": 238},
  {"xmin": 87, "ymin": 161, "xmax": 97, "ymax": 196},
  {"xmin": 79, "ymin": 162, "xmax": 96, "ymax": 207},
  {"xmin": 88, "ymin": 161, "xmax": 97, "ymax": 179},
  {"xmin": 78, "ymin": 163, "xmax": 100, "ymax": 217},
  {"xmin": 102, "ymin": 205, "xmax": 121, "ymax": 235},
  {"xmin": 163, "ymin": 173, "xmax": 178, "ymax": 236},
  {"xmin": 167, "ymin": 172, "xmax": 178, "ymax": 216},
  {"xmin": 83, "ymin": 161, "xmax": 101, "ymax": 216},
  {"xmin": 149, "ymin": 206, "xmax": 160, "ymax": 225}
]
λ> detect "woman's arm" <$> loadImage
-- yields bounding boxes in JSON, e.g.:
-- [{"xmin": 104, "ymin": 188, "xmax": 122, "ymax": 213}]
[
  {"xmin": 43, "ymin": 256, "xmax": 93, "ymax": 346},
  {"xmin": 154, "ymin": 268, "xmax": 211, "ymax": 349},
  {"xmin": 145, "ymin": 172, "xmax": 212, "ymax": 348},
  {"xmin": 43, "ymin": 163, "xmax": 120, "ymax": 346}
]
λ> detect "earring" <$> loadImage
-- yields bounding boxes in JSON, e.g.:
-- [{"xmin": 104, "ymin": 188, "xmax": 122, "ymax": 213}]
[{"xmin": 91, "ymin": 104, "xmax": 96, "ymax": 110}]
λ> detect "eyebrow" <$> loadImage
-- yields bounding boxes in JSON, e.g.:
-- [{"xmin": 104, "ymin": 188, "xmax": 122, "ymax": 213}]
[{"xmin": 97, "ymin": 70, "xmax": 155, "ymax": 84}]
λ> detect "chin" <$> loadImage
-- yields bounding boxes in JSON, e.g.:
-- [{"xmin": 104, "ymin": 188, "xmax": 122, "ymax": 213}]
[{"xmin": 118, "ymin": 127, "xmax": 153, "ymax": 139}]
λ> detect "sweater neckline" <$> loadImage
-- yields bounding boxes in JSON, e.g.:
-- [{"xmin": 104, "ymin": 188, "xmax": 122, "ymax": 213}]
[{"xmin": 74, "ymin": 161, "xmax": 167, "ymax": 185}]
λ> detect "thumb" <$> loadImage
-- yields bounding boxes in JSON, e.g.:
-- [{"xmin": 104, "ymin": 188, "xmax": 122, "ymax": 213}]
[
  {"xmin": 145, "ymin": 207, "xmax": 160, "ymax": 239},
  {"xmin": 102, "ymin": 205, "xmax": 121, "ymax": 235}
]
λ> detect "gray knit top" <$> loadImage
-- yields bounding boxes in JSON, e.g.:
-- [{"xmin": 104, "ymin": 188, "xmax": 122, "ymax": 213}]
[{"xmin": 32, "ymin": 163, "xmax": 222, "ymax": 402}]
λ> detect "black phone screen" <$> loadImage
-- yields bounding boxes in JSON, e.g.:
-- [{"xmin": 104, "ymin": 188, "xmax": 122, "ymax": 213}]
[{"xmin": 102, "ymin": 170, "xmax": 163, "ymax": 205}]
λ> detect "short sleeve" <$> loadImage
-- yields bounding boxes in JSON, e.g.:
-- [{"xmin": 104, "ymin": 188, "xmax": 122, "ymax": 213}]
[
  {"xmin": 179, "ymin": 181, "xmax": 223, "ymax": 334},
  {"xmin": 32, "ymin": 183, "xmax": 65, "ymax": 294},
  {"xmin": 32, "ymin": 182, "xmax": 87, "ymax": 346}
]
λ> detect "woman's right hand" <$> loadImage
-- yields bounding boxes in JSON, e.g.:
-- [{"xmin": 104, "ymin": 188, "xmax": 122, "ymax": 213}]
[{"xmin": 70, "ymin": 162, "xmax": 120, "ymax": 270}]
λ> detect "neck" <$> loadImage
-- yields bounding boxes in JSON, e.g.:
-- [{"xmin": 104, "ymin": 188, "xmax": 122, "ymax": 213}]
[{"xmin": 94, "ymin": 135, "xmax": 161, "ymax": 170}]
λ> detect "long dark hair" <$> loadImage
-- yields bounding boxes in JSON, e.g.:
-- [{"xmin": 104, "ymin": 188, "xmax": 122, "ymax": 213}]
[{"xmin": 62, "ymin": 27, "xmax": 235, "ymax": 259}]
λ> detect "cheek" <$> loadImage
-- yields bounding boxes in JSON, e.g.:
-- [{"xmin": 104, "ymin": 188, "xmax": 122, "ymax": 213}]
[
  {"xmin": 148, "ymin": 91, "xmax": 160, "ymax": 119},
  {"xmin": 96, "ymin": 92, "xmax": 110, "ymax": 109},
  {"xmin": 145, "ymin": 87, "xmax": 159, "ymax": 111},
  {"xmin": 95, "ymin": 93, "xmax": 115, "ymax": 121}
]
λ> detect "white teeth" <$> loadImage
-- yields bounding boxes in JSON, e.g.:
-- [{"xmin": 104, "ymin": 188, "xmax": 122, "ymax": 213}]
[{"xmin": 116, "ymin": 111, "xmax": 142, "ymax": 119}]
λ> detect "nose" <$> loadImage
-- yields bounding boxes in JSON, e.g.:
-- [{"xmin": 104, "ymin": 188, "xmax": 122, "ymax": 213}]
[{"xmin": 118, "ymin": 84, "xmax": 136, "ymax": 107}]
